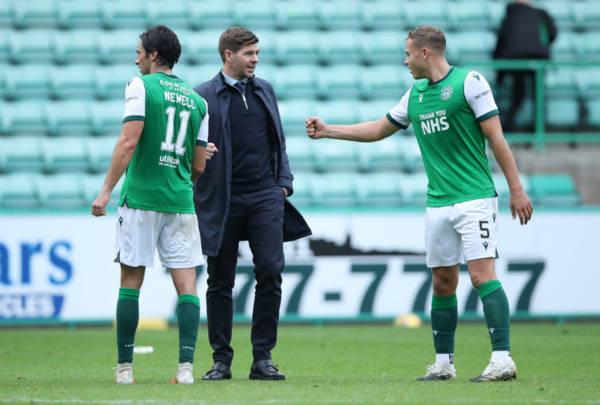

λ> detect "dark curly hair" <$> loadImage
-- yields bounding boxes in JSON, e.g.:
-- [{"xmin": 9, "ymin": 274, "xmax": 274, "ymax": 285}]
[{"xmin": 139, "ymin": 25, "xmax": 181, "ymax": 69}]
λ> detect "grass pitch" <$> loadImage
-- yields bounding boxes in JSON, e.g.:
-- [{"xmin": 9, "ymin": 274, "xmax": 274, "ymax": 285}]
[{"xmin": 1, "ymin": 322, "xmax": 599, "ymax": 404}]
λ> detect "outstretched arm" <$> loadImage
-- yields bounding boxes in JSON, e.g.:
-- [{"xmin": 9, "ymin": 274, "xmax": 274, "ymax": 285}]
[
  {"xmin": 305, "ymin": 115, "xmax": 399, "ymax": 142},
  {"xmin": 481, "ymin": 115, "xmax": 533, "ymax": 225}
]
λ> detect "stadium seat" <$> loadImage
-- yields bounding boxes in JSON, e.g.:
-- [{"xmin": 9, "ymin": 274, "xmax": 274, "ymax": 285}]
[
  {"xmin": 318, "ymin": 1, "xmax": 363, "ymax": 31},
  {"xmin": 487, "ymin": 1, "xmax": 507, "ymax": 30},
  {"xmin": 547, "ymin": 98, "xmax": 580, "ymax": 128},
  {"xmin": 9, "ymin": 30, "xmax": 54, "ymax": 64},
  {"xmin": 284, "ymin": 136, "xmax": 315, "ymax": 172},
  {"xmin": 4, "ymin": 65, "xmax": 51, "ymax": 100},
  {"xmin": 90, "ymin": 100, "xmax": 124, "ymax": 136},
  {"xmin": 188, "ymin": 1, "xmax": 234, "ymax": 30},
  {"xmin": 0, "ymin": 136, "xmax": 44, "ymax": 173},
  {"xmin": 94, "ymin": 64, "xmax": 139, "ymax": 100},
  {"xmin": 316, "ymin": 101, "xmax": 359, "ymax": 126},
  {"xmin": 573, "ymin": 0, "xmax": 600, "ymax": 32},
  {"xmin": 45, "ymin": 101, "xmax": 92, "ymax": 136},
  {"xmin": 447, "ymin": 0, "xmax": 491, "ymax": 31},
  {"xmin": 57, "ymin": 0, "xmax": 102, "ymax": 29},
  {"xmin": 0, "ymin": 34, "xmax": 9, "ymax": 63},
  {"xmin": 82, "ymin": 173, "xmax": 123, "ymax": 207},
  {"xmin": 528, "ymin": 174, "xmax": 582, "ymax": 207},
  {"xmin": 361, "ymin": 31, "xmax": 407, "ymax": 66},
  {"xmin": 100, "ymin": 0, "xmax": 147, "ymax": 30},
  {"xmin": 445, "ymin": 31, "xmax": 496, "ymax": 64},
  {"xmin": 316, "ymin": 65, "xmax": 362, "ymax": 101},
  {"xmin": 87, "ymin": 136, "xmax": 117, "ymax": 173},
  {"xmin": 287, "ymin": 172, "xmax": 312, "ymax": 207},
  {"xmin": 311, "ymin": 172, "xmax": 358, "ymax": 207},
  {"xmin": 41, "ymin": 137, "xmax": 88, "ymax": 173},
  {"xmin": 552, "ymin": 32, "xmax": 578, "ymax": 62},
  {"xmin": 575, "ymin": 69, "xmax": 600, "ymax": 99},
  {"xmin": 493, "ymin": 172, "xmax": 530, "ymax": 206},
  {"xmin": 278, "ymin": 100, "xmax": 317, "ymax": 137},
  {"xmin": 361, "ymin": 1, "xmax": 404, "ymax": 31},
  {"xmin": 13, "ymin": 0, "xmax": 58, "ymax": 29},
  {"xmin": 358, "ymin": 100, "xmax": 401, "ymax": 123},
  {"xmin": 0, "ymin": 1, "xmax": 13, "ymax": 28},
  {"xmin": 36, "ymin": 173, "xmax": 86, "ymax": 208},
  {"xmin": 275, "ymin": 31, "xmax": 320, "ymax": 65},
  {"xmin": 0, "ymin": 101, "xmax": 47, "ymax": 135},
  {"xmin": 176, "ymin": 64, "xmax": 220, "ymax": 89},
  {"xmin": 545, "ymin": 69, "xmax": 577, "ymax": 98},
  {"xmin": 404, "ymin": 1, "xmax": 449, "ymax": 31},
  {"xmin": 319, "ymin": 31, "xmax": 363, "ymax": 66},
  {"xmin": 360, "ymin": 65, "xmax": 412, "ymax": 101},
  {"xmin": 249, "ymin": 30, "xmax": 277, "ymax": 65},
  {"xmin": 50, "ymin": 65, "xmax": 96, "ymax": 100},
  {"xmin": 54, "ymin": 30, "xmax": 99, "ymax": 65},
  {"xmin": 398, "ymin": 134, "xmax": 424, "ymax": 173},
  {"xmin": 145, "ymin": 0, "xmax": 188, "ymax": 30},
  {"xmin": 355, "ymin": 172, "xmax": 405, "ymax": 206},
  {"xmin": 576, "ymin": 32, "xmax": 600, "ymax": 61},
  {"xmin": 232, "ymin": 1, "xmax": 278, "ymax": 30},
  {"xmin": 313, "ymin": 138, "xmax": 359, "ymax": 172},
  {"xmin": 184, "ymin": 29, "xmax": 229, "ymax": 67},
  {"xmin": 356, "ymin": 136, "xmax": 404, "ymax": 172},
  {"xmin": 585, "ymin": 98, "xmax": 600, "ymax": 127},
  {"xmin": 275, "ymin": 1, "xmax": 320, "ymax": 30},
  {"xmin": 272, "ymin": 65, "xmax": 318, "ymax": 101},
  {"xmin": 539, "ymin": 1, "xmax": 575, "ymax": 31},
  {"xmin": 97, "ymin": 30, "xmax": 141, "ymax": 65},
  {"xmin": 401, "ymin": 172, "xmax": 428, "ymax": 206},
  {"xmin": 0, "ymin": 173, "xmax": 39, "ymax": 208}
]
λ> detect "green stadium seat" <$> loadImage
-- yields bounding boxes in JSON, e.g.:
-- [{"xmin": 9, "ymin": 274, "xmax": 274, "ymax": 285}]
[
  {"xmin": 404, "ymin": 1, "xmax": 449, "ymax": 31},
  {"xmin": 54, "ymin": 30, "xmax": 99, "ymax": 65},
  {"xmin": 188, "ymin": 1, "xmax": 233, "ymax": 30},
  {"xmin": 275, "ymin": 1, "xmax": 320, "ymax": 30},
  {"xmin": 585, "ymin": 98, "xmax": 600, "ymax": 127},
  {"xmin": 273, "ymin": 65, "xmax": 318, "ymax": 101},
  {"xmin": 4, "ymin": 65, "xmax": 51, "ymax": 100},
  {"xmin": 547, "ymin": 98, "xmax": 580, "ymax": 128},
  {"xmin": 41, "ymin": 137, "xmax": 88, "ymax": 173},
  {"xmin": 97, "ymin": 30, "xmax": 140, "ymax": 65},
  {"xmin": 50, "ymin": 65, "xmax": 96, "ymax": 100},
  {"xmin": 573, "ymin": 0, "xmax": 600, "ymax": 32},
  {"xmin": 528, "ymin": 174, "xmax": 582, "ymax": 207},
  {"xmin": 539, "ymin": 1, "xmax": 574, "ymax": 31},
  {"xmin": 360, "ymin": 65, "xmax": 412, "ymax": 101},
  {"xmin": 0, "ymin": 136, "xmax": 44, "ymax": 173},
  {"xmin": 398, "ymin": 134, "xmax": 424, "ymax": 173},
  {"xmin": 487, "ymin": 1, "xmax": 506, "ymax": 31},
  {"xmin": 0, "ymin": 173, "xmax": 39, "ymax": 208},
  {"xmin": 249, "ymin": 30, "xmax": 277, "ymax": 65},
  {"xmin": 552, "ymin": 32, "xmax": 578, "ymax": 62},
  {"xmin": 87, "ymin": 136, "xmax": 117, "ymax": 173},
  {"xmin": 358, "ymin": 100, "xmax": 400, "ymax": 123},
  {"xmin": 447, "ymin": 0, "xmax": 490, "ymax": 31},
  {"xmin": 45, "ymin": 101, "xmax": 92, "ymax": 136},
  {"xmin": 493, "ymin": 172, "xmax": 530, "ymax": 206},
  {"xmin": 184, "ymin": 30, "xmax": 228, "ymax": 67},
  {"xmin": 318, "ymin": 1, "xmax": 363, "ymax": 31},
  {"xmin": 575, "ymin": 69, "xmax": 600, "ymax": 98},
  {"xmin": 279, "ymin": 100, "xmax": 317, "ymax": 137},
  {"xmin": 36, "ymin": 173, "xmax": 85, "ymax": 208},
  {"xmin": 100, "ymin": 0, "xmax": 147, "ymax": 30},
  {"xmin": 356, "ymin": 136, "xmax": 404, "ymax": 172},
  {"xmin": 445, "ymin": 31, "xmax": 496, "ymax": 64},
  {"xmin": 82, "ymin": 173, "xmax": 123, "ymax": 207},
  {"xmin": 287, "ymin": 172, "xmax": 312, "ymax": 207},
  {"xmin": 316, "ymin": 101, "xmax": 359, "ymax": 126},
  {"xmin": 145, "ymin": 0, "xmax": 188, "ymax": 30},
  {"xmin": 401, "ymin": 172, "xmax": 428, "ymax": 206},
  {"xmin": 233, "ymin": 1, "xmax": 277, "ymax": 30},
  {"xmin": 9, "ymin": 30, "xmax": 54, "ymax": 64},
  {"xmin": 176, "ymin": 65, "xmax": 219, "ymax": 89},
  {"xmin": 317, "ymin": 65, "xmax": 362, "ymax": 101},
  {"xmin": 576, "ymin": 32, "xmax": 600, "ymax": 61},
  {"xmin": 311, "ymin": 172, "xmax": 358, "ymax": 207},
  {"xmin": 0, "ymin": 101, "xmax": 47, "ymax": 135},
  {"xmin": 94, "ymin": 65, "xmax": 139, "ymax": 100},
  {"xmin": 275, "ymin": 31, "xmax": 320, "ymax": 65},
  {"xmin": 361, "ymin": 31, "xmax": 406, "ymax": 66},
  {"xmin": 57, "ymin": 1, "xmax": 102, "ymax": 29},
  {"xmin": 0, "ymin": 1, "xmax": 13, "ymax": 28},
  {"xmin": 284, "ymin": 136, "xmax": 315, "ymax": 172},
  {"xmin": 0, "ymin": 34, "xmax": 9, "ymax": 63},
  {"xmin": 13, "ymin": 0, "xmax": 58, "ymax": 29},
  {"xmin": 361, "ymin": 1, "xmax": 404, "ymax": 31},
  {"xmin": 90, "ymin": 101, "xmax": 123, "ymax": 136},
  {"xmin": 356, "ymin": 172, "xmax": 405, "ymax": 206},
  {"xmin": 319, "ymin": 31, "xmax": 363, "ymax": 66},
  {"xmin": 545, "ymin": 69, "xmax": 577, "ymax": 98},
  {"xmin": 313, "ymin": 138, "xmax": 359, "ymax": 172}
]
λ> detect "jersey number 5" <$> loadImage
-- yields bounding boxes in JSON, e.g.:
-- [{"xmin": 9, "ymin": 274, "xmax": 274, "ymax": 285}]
[{"xmin": 161, "ymin": 106, "xmax": 190, "ymax": 156}]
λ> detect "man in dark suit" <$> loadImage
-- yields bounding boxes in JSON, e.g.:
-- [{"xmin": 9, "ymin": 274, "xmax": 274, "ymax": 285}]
[{"xmin": 193, "ymin": 26, "xmax": 311, "ymax": 381}]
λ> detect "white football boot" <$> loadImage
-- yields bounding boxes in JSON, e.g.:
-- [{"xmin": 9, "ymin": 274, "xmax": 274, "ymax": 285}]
[
  {"xmin": 417, "ymin": 362, "xmax": 457, "ymax": 381},
  {"xmin": 170, "ymin": 362, "xmax": 194, "ymax": 384},
  {"xmin": 115, "ymin": 362, "xmax": 134, "ymax": 384},
  {"xmin": 471, "ymin": 358, "xmax": 517, "ymax": 382}
]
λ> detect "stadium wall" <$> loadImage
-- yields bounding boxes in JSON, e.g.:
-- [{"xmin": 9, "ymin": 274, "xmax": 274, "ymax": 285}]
[{"xmin": 0, "ymin": 209, "xmax": 598, "ymax": 325}]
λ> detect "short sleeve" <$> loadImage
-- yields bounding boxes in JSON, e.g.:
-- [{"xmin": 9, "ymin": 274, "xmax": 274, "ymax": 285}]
[
  {"xmin": 196, "ymin": 112, "xmax": 209, "ymax": 147},
  {"xmin": 464, "ymin": 71, "xmax": 499, "ymax": 122},
  {"xmin": 123, "ymin": 77, "xmax": 146, "ymax": 123},
  {"xmin": 386, "ymin": 87, "xmax": 412, "ymax": 129}
]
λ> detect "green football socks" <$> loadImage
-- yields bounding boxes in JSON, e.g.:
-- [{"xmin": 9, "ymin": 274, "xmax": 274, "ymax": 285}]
[
  {"xmin": 431, "ymin": 294, "xmax": 458, "ymax": 354},
  {"xmin": 478, "ymin": 280, "xmax": 511, "ymax": 351},
  {"xmin": 177, "ymin": 294, "xmax": 200, "ymax": 364},
  {"xmin": 116, "ymin": 287, "xmax": 139, "ymax": 364}
]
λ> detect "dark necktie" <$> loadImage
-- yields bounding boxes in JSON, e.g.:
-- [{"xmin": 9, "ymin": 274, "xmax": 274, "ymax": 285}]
[{"xmin": 234, "ymin": 82, "xmax": 245, "ymax": 93}]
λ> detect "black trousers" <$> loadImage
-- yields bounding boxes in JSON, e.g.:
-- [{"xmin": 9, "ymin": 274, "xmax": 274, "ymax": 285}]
[
  {"xmin": 206, "ymin": 185, "xmax": 285, "ymax": 366},
  {"xmin": 503, "ymin": 70, "xmax": 535, "ymax": 132}
]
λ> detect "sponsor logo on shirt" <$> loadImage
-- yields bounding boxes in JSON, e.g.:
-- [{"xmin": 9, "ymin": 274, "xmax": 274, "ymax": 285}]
[
  {"xmin": 158, "ymin": 154, "xmax": 180, "ymax": 168},
  {"xmin": 419, "ymin": 109, "xmax": 450, "ymax": 135}
]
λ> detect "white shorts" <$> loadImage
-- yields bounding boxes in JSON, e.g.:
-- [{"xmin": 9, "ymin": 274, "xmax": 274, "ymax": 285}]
[
  {"xmin": 425, "ymin": 197, "xmax": 498, "ymax": 268},
  {"xmin": 115, "ymin": 204, "xmax": 203, "ymax": 269}
]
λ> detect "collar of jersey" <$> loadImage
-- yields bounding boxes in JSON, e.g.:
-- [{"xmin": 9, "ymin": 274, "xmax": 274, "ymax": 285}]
[
  {"xmin": 427, "ymin": 66, "xmax": 454, "ymax": 87},
  {"xmin": 156, "ymin": 71, "xmax": 179, "ymax": 80}
]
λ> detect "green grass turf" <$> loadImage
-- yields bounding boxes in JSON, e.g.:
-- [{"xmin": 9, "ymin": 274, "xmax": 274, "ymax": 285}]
[{"xmin": 1, "ymin": 322, "xmax": 599, "ymax": 404}]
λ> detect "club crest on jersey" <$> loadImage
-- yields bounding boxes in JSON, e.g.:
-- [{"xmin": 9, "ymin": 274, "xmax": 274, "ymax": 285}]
[{"xmin": 441, "ymin": 86, "xmax": 453, "ymax": 100}]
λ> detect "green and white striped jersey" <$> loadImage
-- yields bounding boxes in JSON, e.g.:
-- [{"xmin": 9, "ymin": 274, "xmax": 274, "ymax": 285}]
[
  {"xmin": 119, "ymin": 72, "xmax": 208, "ymax": 213},
  {"xmin": 387, "ymin": 67, "xmax": 498, "ymax": 207}
]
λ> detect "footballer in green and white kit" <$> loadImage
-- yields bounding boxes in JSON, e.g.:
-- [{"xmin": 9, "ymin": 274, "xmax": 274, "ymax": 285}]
[
  {"xmin": 386, "ymin": 67, "xmax": 500, "ymax": 268},
  {"xmin": 117, "ymin": 72, "xmax": 209, "ymax": 268}
]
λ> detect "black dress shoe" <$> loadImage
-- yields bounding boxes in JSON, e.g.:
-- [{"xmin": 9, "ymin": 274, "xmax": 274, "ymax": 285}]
[
  {"xmin": 202, "ymin": 362, "xmax": 232, "ymax": 380},
  {"xmin": 249, "ymin": 359, "xmax": 285, "ymax": 380}
]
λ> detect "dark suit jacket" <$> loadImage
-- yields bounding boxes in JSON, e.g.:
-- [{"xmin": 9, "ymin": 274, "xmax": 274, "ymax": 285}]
[{"xmin": 193, "ymin": 72, "xmax": 311, "ymax": 256}]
